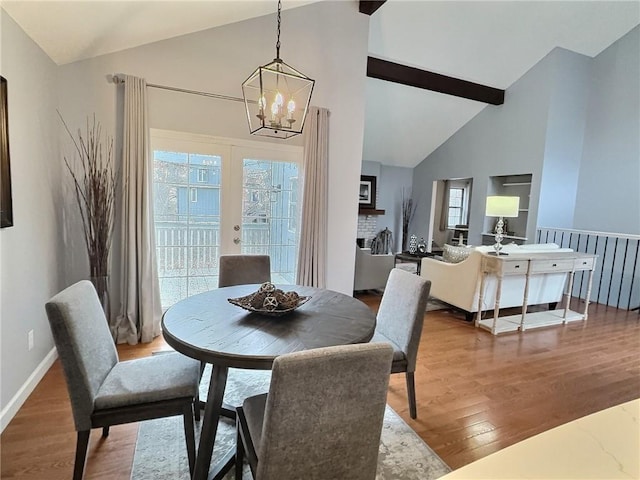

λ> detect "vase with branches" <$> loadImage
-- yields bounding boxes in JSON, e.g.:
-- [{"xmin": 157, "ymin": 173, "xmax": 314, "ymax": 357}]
[
  {"xmin": 60, "ymin": 113, "xmax": 118, "ymax": 325},
  {"xmin": 401, "ymin": 189, "xmax": 415, "ymax": 252}
]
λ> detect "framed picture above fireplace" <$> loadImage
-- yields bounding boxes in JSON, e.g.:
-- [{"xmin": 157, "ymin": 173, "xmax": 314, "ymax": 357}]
[{"xmin": 359, "ymin": 175, "xmax": 377, "ymax": 209}]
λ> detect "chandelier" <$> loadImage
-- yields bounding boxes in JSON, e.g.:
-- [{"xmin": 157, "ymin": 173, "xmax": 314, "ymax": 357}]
[{"xmin": 242, "ymin": 0, "xmax": 315, "ymax": 139}]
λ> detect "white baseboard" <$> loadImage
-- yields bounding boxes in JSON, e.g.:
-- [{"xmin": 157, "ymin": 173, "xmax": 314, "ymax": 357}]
[{"xmin": 0, "ymin": 347, "xmax": 58, "ymax": 433}]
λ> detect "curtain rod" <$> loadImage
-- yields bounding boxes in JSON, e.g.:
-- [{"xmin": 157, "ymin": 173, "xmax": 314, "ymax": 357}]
[{"xmin": 111, "ymin": 74, "xmax": 245, "ymax": 103}]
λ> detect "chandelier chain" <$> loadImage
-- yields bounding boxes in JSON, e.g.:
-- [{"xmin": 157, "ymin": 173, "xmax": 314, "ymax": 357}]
[
  {"xmin": 241, "ymin": 0, "xmax": 314, "ymax": 138},
  {"xmin": 275, "ymin": 0, "xmax": 282, "ymax": 60}
]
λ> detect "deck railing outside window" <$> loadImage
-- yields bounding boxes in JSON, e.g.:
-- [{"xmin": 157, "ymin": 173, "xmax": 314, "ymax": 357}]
[{"xmin": 155, "ymin": 222, "xmax": 296, "ymax": 308}]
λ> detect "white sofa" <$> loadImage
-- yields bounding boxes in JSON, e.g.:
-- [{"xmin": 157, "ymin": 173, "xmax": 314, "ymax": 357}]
[
  {"xmin": 353, "ymin": 247, "xmax": 395, "ymax": 291},
  {"xmin": 420, "ymin": 243, "xmax": 573, "ymax": 319}
]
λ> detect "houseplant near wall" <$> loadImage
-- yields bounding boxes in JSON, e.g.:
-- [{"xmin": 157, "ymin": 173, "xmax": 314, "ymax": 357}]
[{"xmin": 60, "ymin": 114, "xmax": 118, "ymax": 329}]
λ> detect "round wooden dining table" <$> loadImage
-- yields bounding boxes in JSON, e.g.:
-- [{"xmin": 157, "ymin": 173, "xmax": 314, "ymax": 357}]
[{"xmin": 162, "ymin": 284, "xmax": 377, "ymax": 480}]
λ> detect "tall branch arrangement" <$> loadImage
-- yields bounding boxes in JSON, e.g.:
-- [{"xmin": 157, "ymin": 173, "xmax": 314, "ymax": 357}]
[
  {"xmin": 60, "ymin": 113, "xmax": 118, "ymax": 278},
  {"xmin": 402, "ymin": 189, "xmax": 415, "ymax": 252}
]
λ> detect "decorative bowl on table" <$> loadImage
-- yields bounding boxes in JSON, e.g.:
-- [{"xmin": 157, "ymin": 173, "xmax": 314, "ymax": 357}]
[{"xmin": 227, "ymin": 282, "xmax": 310, "ymax": 317}]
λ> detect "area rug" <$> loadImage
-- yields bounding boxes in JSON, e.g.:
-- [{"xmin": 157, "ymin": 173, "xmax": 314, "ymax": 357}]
[{"xmin": 131, "ymin": 368, "xmax": 451, "ymax": 480}]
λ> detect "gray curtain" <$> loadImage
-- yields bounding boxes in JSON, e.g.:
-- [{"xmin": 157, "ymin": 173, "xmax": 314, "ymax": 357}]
[
  {"xmin": 115, "ymin": 75, "xmax": 162, "ymax": 344},
  {"xmin": 297, "ymin": 107, "xmax": 329, "ymax": 287},
  {"xmin": 439, "ymin": 180, "xmax": 450, "ymax": 232}
]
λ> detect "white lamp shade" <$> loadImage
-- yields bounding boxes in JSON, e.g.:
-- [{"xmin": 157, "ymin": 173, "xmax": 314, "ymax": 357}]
[{"xmin": 485, "ymin": 196, "xmax": 520, "ymax": 217}]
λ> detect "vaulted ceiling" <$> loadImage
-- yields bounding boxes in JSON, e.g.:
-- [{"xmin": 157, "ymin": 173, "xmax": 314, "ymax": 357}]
[
  {"xmin": 2, "ymin": 0, "xmax": 639, "ymax": 168},
  {"xmin": 364, "ymin": 0, "xmax": 639, "ymax": 167}
]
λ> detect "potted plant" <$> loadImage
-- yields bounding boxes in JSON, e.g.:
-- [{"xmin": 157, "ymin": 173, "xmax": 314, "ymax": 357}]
[{"xmin": 60, "ymin": 114, "xmax": 118, "ymax": 327}]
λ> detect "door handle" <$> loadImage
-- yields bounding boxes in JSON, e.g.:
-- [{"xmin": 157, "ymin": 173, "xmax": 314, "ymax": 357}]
[
  {"xmin": 234, "ymin": 225, "xmax": 240, "ymax": 231},
  {"xmin": 234, "ymin": 237, "xmax": 241, "ymax": 244}
]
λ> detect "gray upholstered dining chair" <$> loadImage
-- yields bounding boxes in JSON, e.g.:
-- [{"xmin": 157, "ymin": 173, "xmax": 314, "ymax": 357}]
[
  {"xmin": 218, "ymin": 254, "xmax": 271, "ymax": 288},
  {"xmin": 45, "ymin": 280, "xmax": 200, "ymax": 480},
  {"xmin": 235, "ymin": 342, "xmax": 394, "ymax": 480},
  {"xmin": 372, "ymin": 268, "xmax": 431, "ymax": 419},
  {"xmin": 214, "ymin": 253, "xmax": 272, "ymax": 416}
]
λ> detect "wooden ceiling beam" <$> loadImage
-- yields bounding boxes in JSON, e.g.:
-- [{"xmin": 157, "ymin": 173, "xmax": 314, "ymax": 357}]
[
  {"xmin": 359, "ymin": 1, "xmax": 387, "ymax": 16},
  {"xmin": 367, "ymin": 56, "xmax": 505, "ymax": 105}
]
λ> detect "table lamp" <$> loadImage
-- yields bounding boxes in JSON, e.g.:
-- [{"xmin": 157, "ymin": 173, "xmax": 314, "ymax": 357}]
[{"xmin": 485, "ymin": 196, "xmax": 520, "ymax": 255}]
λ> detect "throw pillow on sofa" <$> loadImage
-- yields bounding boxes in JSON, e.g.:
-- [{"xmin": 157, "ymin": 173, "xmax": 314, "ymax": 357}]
[{"xmin": 442, "ymin": 244, "xmax": 473, "ymax": 263}]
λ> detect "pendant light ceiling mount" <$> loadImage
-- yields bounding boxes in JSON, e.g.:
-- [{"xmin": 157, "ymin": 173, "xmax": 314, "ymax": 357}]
[{"xmin": 242, "ymin": 0, "xmax": 315, "ymax": 139}]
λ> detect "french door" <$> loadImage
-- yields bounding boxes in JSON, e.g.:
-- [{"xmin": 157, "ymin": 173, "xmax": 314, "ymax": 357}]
[{"xmin": 151, "ymin": 130, "xmax": 302, "ymax": 308}]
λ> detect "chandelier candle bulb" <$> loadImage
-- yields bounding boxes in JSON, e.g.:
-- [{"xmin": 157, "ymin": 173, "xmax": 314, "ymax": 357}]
[{"xmin": 287, "ymin": 98, "xmax": 295, "ymax": 120}]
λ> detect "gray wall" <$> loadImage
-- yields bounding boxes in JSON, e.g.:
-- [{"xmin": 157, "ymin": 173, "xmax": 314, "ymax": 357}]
[
  {"xmin": 574, "ymin": 26, "xmax": 640, "ymax": 234},
  {"xmin": 0, "ymin": 12, "xmax": 64, "ymax": 419},
  {"xmin": 411, "ymin": 46, "xmax": 558, "ymax": 246},
  {"xmin": 411, "ymin": 26, "xmax": 640, "ymax": 245},
  {"xmin": 360, "ymin": 160, "xmax": 413, "ymax": 252},
  {"xmin": 538, "ymin": 50, "xmax": 591, "ymax": 228}
]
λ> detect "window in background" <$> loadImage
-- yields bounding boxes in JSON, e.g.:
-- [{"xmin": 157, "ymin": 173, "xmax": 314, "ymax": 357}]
[
  {"xmin": 445, "ymin": 179, "xmax": 472, "ymax": 244},
  {"xmin": 447, "ymin": 187, "xmax": 465, "ymax": 227}
]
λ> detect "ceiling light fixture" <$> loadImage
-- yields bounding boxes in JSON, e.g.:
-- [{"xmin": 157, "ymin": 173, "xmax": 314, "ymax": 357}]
[{"xmin": 242, "ymin": 0, "xmax": 315, "ymax": 139}]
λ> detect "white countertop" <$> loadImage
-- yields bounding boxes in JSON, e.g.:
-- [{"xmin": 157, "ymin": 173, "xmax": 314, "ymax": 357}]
[{"xmin": 440, "ymin": 398, "xmax": 639, "ymax": 479}]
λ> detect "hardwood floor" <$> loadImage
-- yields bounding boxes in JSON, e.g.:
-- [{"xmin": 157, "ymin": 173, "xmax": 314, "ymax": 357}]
[{"xmin": 1, "ymin": 297, "xmax": 639, "ymax": 479}]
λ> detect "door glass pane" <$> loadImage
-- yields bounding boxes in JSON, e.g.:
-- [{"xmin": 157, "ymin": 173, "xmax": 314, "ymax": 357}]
[
  {"xmin": 242, "ymin": 159, "xmax": 299, "ymax": 284},
  {"xmin": 154, "ymin": 150, "xmax": 221, "ymax": 308}
]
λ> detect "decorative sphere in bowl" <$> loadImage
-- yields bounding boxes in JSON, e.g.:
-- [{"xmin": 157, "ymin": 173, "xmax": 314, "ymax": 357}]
[{"xmin": 228, "ymin": 282, "xmax": 310, "ymax": 317}]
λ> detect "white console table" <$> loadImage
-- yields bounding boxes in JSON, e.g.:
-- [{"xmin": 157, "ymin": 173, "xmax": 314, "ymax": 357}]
[{"xmin": 476, "ymin": 251, "xmax": 597, "ymax": 335}]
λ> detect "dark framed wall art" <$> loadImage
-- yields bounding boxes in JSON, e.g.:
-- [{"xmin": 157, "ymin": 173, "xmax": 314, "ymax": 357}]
[
  {"xmin": 359, "ymin": 175, "xmax": 377, "ymax": 209},
  {"xmin": 0, "ymin": 75, "xmax": 12, "ymax": 228}
]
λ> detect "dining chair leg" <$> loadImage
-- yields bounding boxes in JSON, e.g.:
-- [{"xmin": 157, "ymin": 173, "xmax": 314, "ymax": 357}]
[
  {"xmin": 73, "ymin": 430, "xmax": 90, "ymax": 480},
  {"xmin": 194, "ymin": 389, "xmax": 201, "ymax": 422},
  {"xmin": 183, "ymin": 403, "xmax": 196, "ymax": 476},
  {"xmin": 406, "ymin": 371, "xmax": 417, "ymax": 419},
  {"xmin": 235, "ymin": 417, "xmax": 244, "ymax": 480}
]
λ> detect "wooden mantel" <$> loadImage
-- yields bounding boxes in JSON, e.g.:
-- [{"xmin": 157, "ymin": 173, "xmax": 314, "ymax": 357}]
[{"xmin": 359, "ymin": 207, "xmax": 386, "ymax": 215}]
